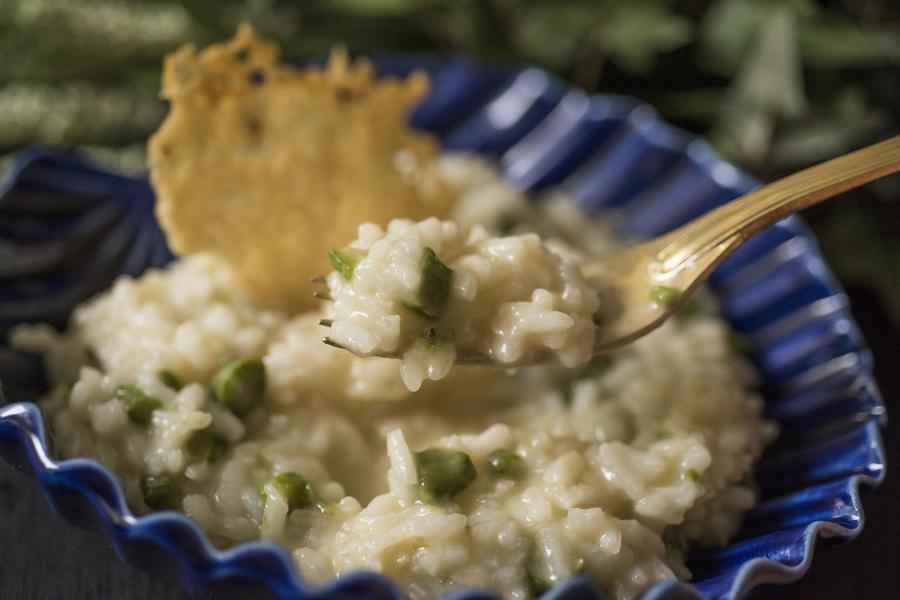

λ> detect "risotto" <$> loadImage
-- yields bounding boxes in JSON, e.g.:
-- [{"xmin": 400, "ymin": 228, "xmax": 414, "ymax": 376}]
[
  {"xmin": 11, "ymin": 156, "xmax": 775, "ymax": 600},
  {"xmin": 324, "ymin": 216, "xmax": 599, "ymax": 391}
]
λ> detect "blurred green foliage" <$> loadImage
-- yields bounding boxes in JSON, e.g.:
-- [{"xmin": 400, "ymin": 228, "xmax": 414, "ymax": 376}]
[{"xmin": 1, "ymin": 0, "xmax": 899, "ymax": 322}]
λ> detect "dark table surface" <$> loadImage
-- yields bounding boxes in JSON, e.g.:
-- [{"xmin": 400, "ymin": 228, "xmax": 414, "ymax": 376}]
[{"xmin": 2, "ymin": 283, "xmax": 898, "ymax": 600}]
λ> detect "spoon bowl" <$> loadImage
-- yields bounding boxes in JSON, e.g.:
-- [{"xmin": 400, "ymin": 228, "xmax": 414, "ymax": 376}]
[
  {"xmin": 584, "ymin": 134, "xmax": 900, "ymax": 356},
  {"xmin": 320, "ymin": 135, "xmax": 900, "ymax": 366}
]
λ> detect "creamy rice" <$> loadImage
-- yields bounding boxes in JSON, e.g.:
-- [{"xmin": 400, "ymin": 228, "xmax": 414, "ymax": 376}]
[
  {"xmin": 10, "ymin": 155, "xmax": 775, "ymax": 600},
  {"xmin": 325, "ymin": 217, "xmax": 599, "ymax": 390}
]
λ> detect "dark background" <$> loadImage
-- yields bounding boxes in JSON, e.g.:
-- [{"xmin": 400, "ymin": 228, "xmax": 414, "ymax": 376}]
[{"xmin": 2, "ymin": 0, "xmax": 899, "ymax": 598}]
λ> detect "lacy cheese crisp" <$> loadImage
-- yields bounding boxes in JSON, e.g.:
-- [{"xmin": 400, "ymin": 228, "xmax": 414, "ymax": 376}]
[{"xmin": 148, "ymin": 25, "xmax": 451, "ymax": 311}]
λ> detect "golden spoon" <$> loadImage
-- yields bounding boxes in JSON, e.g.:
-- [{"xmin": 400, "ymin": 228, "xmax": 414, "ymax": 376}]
[
  {"xmin": 320, "ymin": 135, "xmax": 900, "ymax": 365},
  {"xmin": 582, "ymin": 134, "xmax": 900, "ymax": 356}
]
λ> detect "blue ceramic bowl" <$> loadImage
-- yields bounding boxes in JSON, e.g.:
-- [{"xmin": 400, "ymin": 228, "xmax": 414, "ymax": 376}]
[{"xmin": 0, "ymin": 56, "xmax": 885, "ymax": 600}]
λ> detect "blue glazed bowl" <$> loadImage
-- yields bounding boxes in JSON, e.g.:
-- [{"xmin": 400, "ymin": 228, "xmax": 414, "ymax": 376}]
[{"xmin": 0, "ymin": 56, "xmax": 885, "ymax": 600}]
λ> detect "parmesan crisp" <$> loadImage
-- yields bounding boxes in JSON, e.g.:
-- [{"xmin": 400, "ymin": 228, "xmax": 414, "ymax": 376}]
[{"xmin": 148, "ymin": 25, "xmax": 452, "ymax": 312}]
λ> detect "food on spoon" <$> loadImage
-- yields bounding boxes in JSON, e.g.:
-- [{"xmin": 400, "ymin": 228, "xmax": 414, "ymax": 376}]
[
  {"xmin": 322, "ymin": 217, "xmax": 600, "ymax": 390},
  {"xmin": 650, "ymin": 285, "xmax": 681, "ymax": 307}
]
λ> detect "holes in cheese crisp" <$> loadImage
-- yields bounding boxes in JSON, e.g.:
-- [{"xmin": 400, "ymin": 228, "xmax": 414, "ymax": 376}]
[{"xmin": 248, "ymin": 69, "xmax": 266, "ymax": 85}]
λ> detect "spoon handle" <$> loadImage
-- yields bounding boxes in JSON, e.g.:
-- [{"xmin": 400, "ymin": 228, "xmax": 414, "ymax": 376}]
[{"xmin": 653, "ymin": 135, "xmax": 900, "ymax": 279}]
